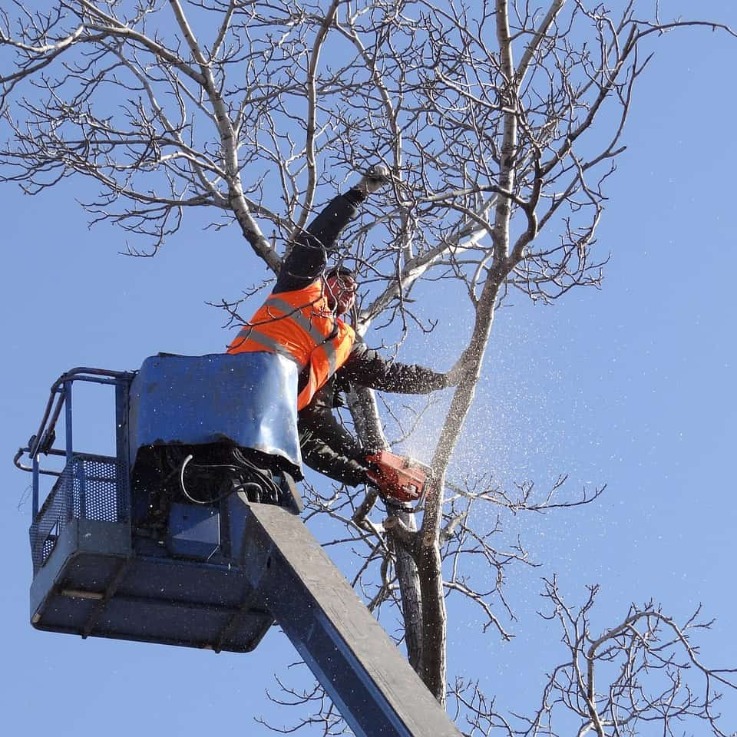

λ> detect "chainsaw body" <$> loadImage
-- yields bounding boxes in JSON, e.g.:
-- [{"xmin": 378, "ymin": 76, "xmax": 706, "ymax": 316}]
[{"xmin": 364, "ymin": 450, "xmax": 432, "ymax": 505}]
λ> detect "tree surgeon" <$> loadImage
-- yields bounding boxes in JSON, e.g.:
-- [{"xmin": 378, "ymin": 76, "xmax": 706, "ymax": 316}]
[{"xmin": 227, "ymin": 166, "xmax": 461, "ymax": 492}]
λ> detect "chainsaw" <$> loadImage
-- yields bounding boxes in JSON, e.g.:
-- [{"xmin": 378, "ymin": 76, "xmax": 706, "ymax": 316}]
[{"xmin": 363, "ymin": 450, "xmax": 433, "ymax": 508}]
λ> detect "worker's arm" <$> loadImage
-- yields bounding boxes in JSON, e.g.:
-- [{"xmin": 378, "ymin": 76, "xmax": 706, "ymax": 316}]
[
  {"xmin": 275, "ymin": 190, "xmax": 365, "ymax": 292},
  {"xmin": 275, "ymin": 166, "xmax": 389, "ymax": 293},
  {"xmin": 297, "ymin": 342, "xmax": 454, "ymax": 488},
  {"xmin": 338, "ymin": 341, "xmax": 453, "ymax": 394},
  {"xmin": 298, "ymin": 386, "xmax": 371, "ymax": 487}
]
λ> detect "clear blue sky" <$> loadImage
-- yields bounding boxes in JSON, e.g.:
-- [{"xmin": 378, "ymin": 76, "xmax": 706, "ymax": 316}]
[{"xmin": 2, "ymin": 3, "xmax": 736, "ymax": 734}]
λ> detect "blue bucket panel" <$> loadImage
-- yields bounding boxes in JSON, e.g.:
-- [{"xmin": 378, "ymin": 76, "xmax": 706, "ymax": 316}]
[{"xmin": 128, "ymin": 352, "xmax": 302, "ymax": 475}]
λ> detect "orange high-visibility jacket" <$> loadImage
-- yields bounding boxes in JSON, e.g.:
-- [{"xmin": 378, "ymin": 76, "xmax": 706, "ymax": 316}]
[{"xmin": 227, "ymin": 280, "xmax": 356, "ymax": 410}]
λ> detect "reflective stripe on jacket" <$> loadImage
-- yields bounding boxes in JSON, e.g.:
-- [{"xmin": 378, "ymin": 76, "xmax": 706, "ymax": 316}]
[{"xmin": 227, "ymin": 281, "xmax": 356, "ymax": 410}]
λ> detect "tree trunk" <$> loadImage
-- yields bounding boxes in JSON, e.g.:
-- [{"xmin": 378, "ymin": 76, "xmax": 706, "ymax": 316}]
[
  {"xmin": 389, "ymin": 509, "xmax": 424, "ymax": 672},
  {"xmin": 350, "ymin": 385, "xmax": 425, "ymax": 673},
  {"xmin": 417, "ymin": 515, "xmax": 447, "ymax": 704}
]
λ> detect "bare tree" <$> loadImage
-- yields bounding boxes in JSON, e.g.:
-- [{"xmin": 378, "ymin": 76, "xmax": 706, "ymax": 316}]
[
  {"xmin": 518, "ymin": 579, "xmax": 737, "ymax": 737},
  {"xmin": 446, "ymin": 581, "xmax": 737, "ymax": 737},
  {"xmin": 2, "ymin": 1, "xmax": 735, "ymax": 734}
]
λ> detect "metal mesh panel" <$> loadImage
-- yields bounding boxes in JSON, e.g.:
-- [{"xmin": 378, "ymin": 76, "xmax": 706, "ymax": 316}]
[
  {"xmin": 29, "ymin": 454, "xmax": 128, "ymax": 572},
  {"xmin": 29, "ymin": 466, "xmax": 72, "ymax": 572},
  {"xmin": 70, "ymin": 456, "xmax": 126, "ymax": 522}
]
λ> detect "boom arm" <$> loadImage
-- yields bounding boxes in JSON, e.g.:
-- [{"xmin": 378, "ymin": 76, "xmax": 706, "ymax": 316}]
[{"xmin": 241, "ymin": 501, "xmax": 462, "ymax": 737}]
